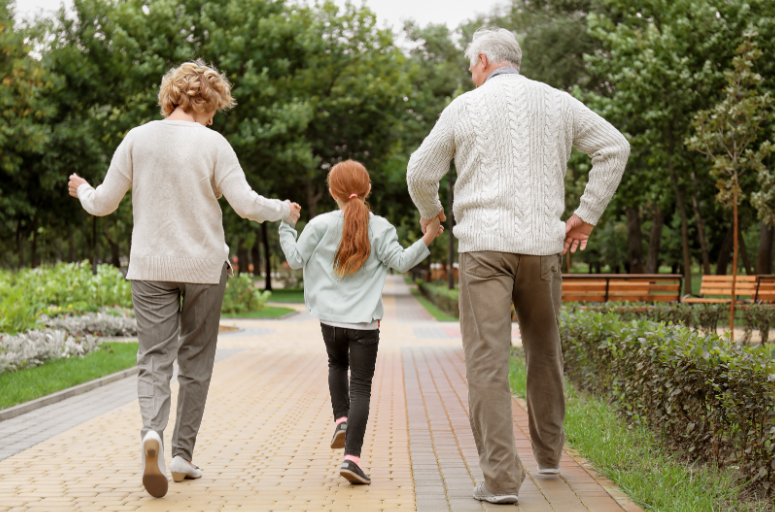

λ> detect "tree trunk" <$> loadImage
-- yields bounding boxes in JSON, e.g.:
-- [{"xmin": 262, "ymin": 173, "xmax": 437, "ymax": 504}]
[
  {"xmin": 667, "ymin": 160, "xmax": 693, "ymax": 294},
  {"xmin": 261, "ymin": 222, "xmax": 272, "ymax": 291},
  {"xmin": 237, "ymin": 238, "xmax": 249, "ymax": 275},
  {"xmin": 251, "ymin": 235, "xmax": 262, "ymax": 277},
  {"xmin": 305, "ymin": 180, "xmax": 323, "ymax": 219},
  {"xmin": 69, "ymin": 231, "xmax": 76, "ymax": 262},
  {"xmin": 690, "ymin": 174, "xmax": 712, "ymax": 275},
  {"xmin": 646, "ymin": 206, "xmax": 664, "ymax": 273},
  {"xmin": 17, "ymin": 220, "xmax": 25, "ymax": 268},
  {"xmin": 738, "ymin": 228, "xmax": 753, "ymax": 275},
  {"xmin": 730, "ymin": 199, "xmax": 739, "ymax": 342},
  {"xmin": 716, "ymin": 224, "xmax": 734, "ymax": 275},
  {"xmin": 31, "ymin": 227, "xmax": 38, "ymax": 268},
  {"xmin": 756, "ymin": 221, "xmax": 774, "ymax": 275},
  {"xmin": 447, "ymin": 172, "xmax": 455, "ymax": 290},
  {"xmin": 626, "ymin": 206, "xmax": 645, "ymax": 273},
  {"xmin": 108, "ymin": 239, "xmax": 120, "ymax": 268},
  {"xmin": 91, "ymin": 216, "xmax": 98, "ymax": 275}
]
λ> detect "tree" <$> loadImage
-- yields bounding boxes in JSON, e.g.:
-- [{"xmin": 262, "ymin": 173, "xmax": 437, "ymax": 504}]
[{"xmin": 686, "ymin": 29, "xmax": 773, "ymax": 340}]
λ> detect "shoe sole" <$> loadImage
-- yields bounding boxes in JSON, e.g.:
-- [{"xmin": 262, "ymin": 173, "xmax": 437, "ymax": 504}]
[
  {"xmin": 340, "ymin": 468, "xmax": 371, "ymax": 485},
  {"xmin": 538, "ymin": 469, "xmax": 561, "ymax": 475},
  {"xmin": 171, "ymin": 471, "xmax": 201, "ymax": 482},
  {"xmin": 330, "ymin": 430, "xmax": 346, "ymax": 449},
  {"xmin": 473, "ymin": 494, "xmax": 519, "ymax": 504},
  {"xmin": 142, "ymin": 439, "xmax": 168, "ymax": 498}
]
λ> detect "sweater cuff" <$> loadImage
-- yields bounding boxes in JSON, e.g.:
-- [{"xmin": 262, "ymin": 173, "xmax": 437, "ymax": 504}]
[
  {"xmin": 76, "ymin": 183, "xmax": 93, "ymax": 200},
  {"xmin": 418, "ymin": 201, "xmax": 444, "ymax": 222},
  {"xmin": 574, "ymin": 202, "xmax": 604, "ymax": 226},
  {"xmin": 279, "ymin": 201, "xmax": 291, "ymax": 222}
]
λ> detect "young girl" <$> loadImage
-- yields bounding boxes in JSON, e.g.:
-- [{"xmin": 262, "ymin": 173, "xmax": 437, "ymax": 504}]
[{"xmin": 279, "ymin": 160, "xmax": 441, "ymax": 484}]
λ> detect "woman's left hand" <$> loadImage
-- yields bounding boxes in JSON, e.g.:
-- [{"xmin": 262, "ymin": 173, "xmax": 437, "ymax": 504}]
[{"xmin": 68, "ymin": 174, "xmax": 89, "ymax": 198}]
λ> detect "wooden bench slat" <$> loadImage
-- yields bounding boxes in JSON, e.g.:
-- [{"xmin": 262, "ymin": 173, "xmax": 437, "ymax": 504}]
[{"xmin": 562, "ymin": 295, "xmax": 607, "ymax": 302}]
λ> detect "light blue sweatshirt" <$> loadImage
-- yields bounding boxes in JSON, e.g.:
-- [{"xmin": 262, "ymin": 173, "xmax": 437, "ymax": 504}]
[{"xmin": 278, "ymin": 211, "xmax": 430, "ymax": 324}]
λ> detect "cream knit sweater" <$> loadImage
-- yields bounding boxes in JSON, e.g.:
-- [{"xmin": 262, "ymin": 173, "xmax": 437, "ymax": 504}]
[
  {"xmin": 77, "ymin": 120, "xmax": 290, "ymax": 284},
  {"xmin": 407, "ymin": 74, "xmax": 630, "ymax": 255}
]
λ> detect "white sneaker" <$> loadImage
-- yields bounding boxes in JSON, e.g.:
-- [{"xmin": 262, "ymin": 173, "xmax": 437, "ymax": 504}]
[
  {"xmin": 472, "ymin": 481, "xmax": 518, "ymax": 504},
  {"xmin": 171, "ymin": 455, "xmax": 203, "ymax": 482},
  {"xmin": 141, "ymin": 431, "xmax": 168, "ymax": 498},
  {"xmin": 538, "ymin": 465, "xmax": 561, "ymax": 475}
]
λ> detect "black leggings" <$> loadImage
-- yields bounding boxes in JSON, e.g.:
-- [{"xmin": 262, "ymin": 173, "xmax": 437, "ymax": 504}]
[{"xmin": 321, "ymin": 324, "xmax": 379, "ymax": 457}]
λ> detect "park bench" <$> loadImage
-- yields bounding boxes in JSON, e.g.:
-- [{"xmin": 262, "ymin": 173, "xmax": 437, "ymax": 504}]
[
  {"xmin": 561, "ymin": 274, "xmax": 683, "ymax": 303},
  {"xmin": 754, "ymin": 275, "xmax": 775, "ymax": 303},
  {"xmin": 682, "ymin": 275, "xmax": 758, "ymax": 304}
]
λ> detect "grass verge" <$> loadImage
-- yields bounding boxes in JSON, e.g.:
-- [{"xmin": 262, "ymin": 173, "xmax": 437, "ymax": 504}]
[
  {"xmin": 266, "ymin": 288, "xmax": 305, "ymax": 303},
  {"xmin": 0, "ymin": 342, "xmax": 138, "ymax": 410},
  {"xmin": 222, "ymin": 306, "xmax": 296, "ymax": 319},
  {"xmin": 508, "ymin": 351, "xmax": 770, "ymax": 512},
  {"xmin": 410, "ymin": 288, "xmax": 458, "ymax": 322}
]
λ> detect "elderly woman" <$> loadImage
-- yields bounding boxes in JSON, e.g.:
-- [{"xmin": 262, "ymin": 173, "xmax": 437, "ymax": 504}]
[{"xmin": 68, "ymin": 60, "xmax": 300, "ymax": 498}]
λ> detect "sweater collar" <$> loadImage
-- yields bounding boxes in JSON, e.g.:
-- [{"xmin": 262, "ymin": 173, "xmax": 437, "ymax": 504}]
[{"xmin": 484, "ymin": 66, "xmax": 520, "ymax": 83}]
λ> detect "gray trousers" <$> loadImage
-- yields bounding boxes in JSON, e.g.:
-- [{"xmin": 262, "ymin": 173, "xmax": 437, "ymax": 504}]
[
  {"xmin": 459, "ymin": 252, "xmax": 564, "ymax": 495},
  {"xmin": 131, "ymin": 264, "xmax": 227, "ymax": 461}
]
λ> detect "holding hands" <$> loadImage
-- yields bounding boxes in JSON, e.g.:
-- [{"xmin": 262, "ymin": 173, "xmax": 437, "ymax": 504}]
[
  {"xmin": 284, "ymin": 200, "xmax": 302, "ymax": 226},
  {"xmin": 421, "ymin": 208, "xmax": 446, "ymax": 246}
]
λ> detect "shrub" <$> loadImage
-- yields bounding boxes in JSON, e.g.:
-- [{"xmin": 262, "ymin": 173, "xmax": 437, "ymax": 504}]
[
  {"xmin": 741, "ymin": 304, "xmax": 775, "ymax": 345},
  {"xmin": 560, "ymin": 310, "xmax": 775, "ymax": 491},
  {"xmin": 416, "ymin": 281, "xmax": 459, "ymax": 318},
  {"xmin": 221, "ymin": 274, "xmax": 271, "ymax": 315},
  {"xmin": 0, "ymin": 330, "xmax": 102, "ymax": 374}
]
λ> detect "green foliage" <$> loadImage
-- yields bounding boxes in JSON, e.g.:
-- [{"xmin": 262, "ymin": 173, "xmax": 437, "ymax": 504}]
[
  {"xmin": 560, "ymin": 309, "xmax": 775, "ymax": 491},
  {"xmin": 416, "ymin": 280, "xmax": 460, "ymax": 318},
  {"xmin": 511, "ymin": 350, "xmax": 769, "ymax": 511},
  {"xmin": 409, "ymin": 288, "xmax": 459, "ymax": 322},
  {"xmin": 221, "ymin": 274, "xmax": 271, "ymax": 315},
  {"xmin": 741, "ymin": 304, "xmax": 775, "ymax": 345},
  {"xmin": 0, "ymin": 261, "xmax": 132, "ymax": 334},
  {"xmin": 0, "ymin": 341, "xmax": 138, "ymax": 410}
]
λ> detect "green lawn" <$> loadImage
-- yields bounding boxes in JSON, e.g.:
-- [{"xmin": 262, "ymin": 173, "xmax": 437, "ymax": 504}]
[
  {"xmin": 508, "ymin": 352, "xmax": 769, "ymax": 512},
  {"xmin": 410, "ymin": 288, "xmax": 458, "ymax": 322},
  {"xmin": 0, "ymin": 342, "xmax": 139, "ymax": 411},
  {"xmin": 266, "ymin": 288, "xmax": 305, "ymax": 303},
  {"xmin": 221, "ymin": 306, "xmax": 296, "ymax": 319}
]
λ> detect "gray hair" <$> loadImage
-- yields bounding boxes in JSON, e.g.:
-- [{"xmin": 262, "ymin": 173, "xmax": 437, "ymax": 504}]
[{"xmin": 464, "ymin": 27, "xmax": 522, "ymax": 70}]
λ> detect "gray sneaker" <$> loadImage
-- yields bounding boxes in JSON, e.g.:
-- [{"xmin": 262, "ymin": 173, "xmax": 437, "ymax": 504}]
[
  {"xmin": 330, "ymin": 422, "xmax": 347, "ymax": 449},
  {"xmin": 472, "ymin": 482, "xmax": 518, "ymax": 504},
  {"xmin": 537, "ymin": 465, "xmax": 560, "ymax": 475}
]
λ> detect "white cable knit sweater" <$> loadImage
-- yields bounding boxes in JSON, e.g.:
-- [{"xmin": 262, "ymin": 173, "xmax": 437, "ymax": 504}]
[{"xmin": 407, "ymin": 74, "xmax": 630, "ymax": 255}]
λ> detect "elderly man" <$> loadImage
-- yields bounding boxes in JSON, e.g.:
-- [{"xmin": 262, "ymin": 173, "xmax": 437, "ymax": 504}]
[{"xmin": 407, "ymin": 27, "xmax": 629, "ymax": 504}]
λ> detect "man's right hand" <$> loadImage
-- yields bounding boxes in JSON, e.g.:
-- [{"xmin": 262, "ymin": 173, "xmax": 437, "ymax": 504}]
[
  {"xmin": 421, "ymin": 208, "xmax": 447, "ymax": 234},
  {"xmin": 285, "ymin": 201, "xmax": 301, "ymax": 226},
  {"xmin": 563, "ymin": 214, "xmax": 594, "ymax": 254}
]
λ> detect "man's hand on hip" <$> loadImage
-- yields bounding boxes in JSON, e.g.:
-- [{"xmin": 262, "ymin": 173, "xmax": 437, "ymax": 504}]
[
  {"xmin": 564, "ymin": 214, "xmax": 594, "ymax": 254},
  {"xmin": 420, "ymin": 208, "xmax": 446, "ymax": 234}
]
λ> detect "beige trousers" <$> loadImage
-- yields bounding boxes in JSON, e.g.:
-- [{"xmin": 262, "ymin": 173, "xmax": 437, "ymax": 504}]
[
  {"xmin": 131, "ymin": 264, "xmax": 228, "ymax": 461},
  {"xmin": 459, "ymin": 251, "xmax": 564, "ymax": 495}
]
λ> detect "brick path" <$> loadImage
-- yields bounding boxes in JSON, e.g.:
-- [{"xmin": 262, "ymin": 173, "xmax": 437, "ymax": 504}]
[{"xmin": 0, "ymin": 276, "xmax": 641, "ymax": 512}]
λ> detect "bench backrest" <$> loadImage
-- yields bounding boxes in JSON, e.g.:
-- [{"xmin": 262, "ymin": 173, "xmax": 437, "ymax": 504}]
[
  {"xmin": 755, "ymin": 275, "xmax": 775, "ymax": 303},
  {"xmin": 698, "ymin": 275, "xmax": 758, "ymax": 297},
  {"xmin": 562, "ymin": 274, "xmax": 682, "ymax": 303}
]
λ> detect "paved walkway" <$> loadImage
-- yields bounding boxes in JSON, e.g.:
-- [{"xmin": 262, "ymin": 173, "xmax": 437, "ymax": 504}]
[{"xmin": 0, "ymin": 277, "xmax": 641, "ymax": 512}]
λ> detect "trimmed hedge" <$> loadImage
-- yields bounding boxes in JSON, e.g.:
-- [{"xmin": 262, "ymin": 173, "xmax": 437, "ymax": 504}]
[
  {"xmin": 560, "ymin": 310, "xmax": 775, "ymax": 491},
  {"xmin": 416, "ymin": 281, "xmax": 459, "ymax": 318}
]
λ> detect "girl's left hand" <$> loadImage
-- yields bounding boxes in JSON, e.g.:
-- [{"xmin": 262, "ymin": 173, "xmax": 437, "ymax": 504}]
[{"xmin": 68, "ymin": 174, "xmax": 88, "ymax": 198}]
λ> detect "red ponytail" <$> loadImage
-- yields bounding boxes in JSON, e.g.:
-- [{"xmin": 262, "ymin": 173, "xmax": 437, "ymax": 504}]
[{"xmin": 328, "ymin": 160, "xmax": 371, "ymax": 278}]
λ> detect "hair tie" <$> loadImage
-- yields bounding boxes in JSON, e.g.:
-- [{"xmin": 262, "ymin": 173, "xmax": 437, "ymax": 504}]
[{"xmin": 349, "ymin": 194, "xmax": 358, "ymax": 199}]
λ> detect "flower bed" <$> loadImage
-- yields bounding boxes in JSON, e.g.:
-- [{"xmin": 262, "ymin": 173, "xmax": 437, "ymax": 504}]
[
  {"xmin": 0, "ymin": 330, "xmax": 102, "ymax": 374},
  {"xmin": 560, "ymin": 309, "xmax": 775, "ymax": 491}
]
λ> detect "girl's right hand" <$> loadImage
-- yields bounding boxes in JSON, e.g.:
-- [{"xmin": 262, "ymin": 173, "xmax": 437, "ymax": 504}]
[{"xmin": 422, "ymin": 216, "xmax": 444, "ymax": 246}]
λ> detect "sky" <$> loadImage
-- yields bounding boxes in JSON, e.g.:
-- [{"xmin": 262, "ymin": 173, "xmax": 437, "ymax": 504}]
[{"xmin": 15, "ymin": 0, "xmax": 506, "ymax": 33}]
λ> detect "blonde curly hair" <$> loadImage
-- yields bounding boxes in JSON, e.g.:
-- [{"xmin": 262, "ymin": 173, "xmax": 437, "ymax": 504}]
[{"xmin": 158, "ymin": 59, "xmax": 236, "ymax": 118}]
